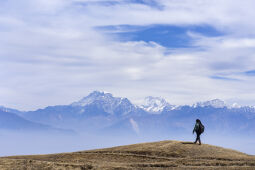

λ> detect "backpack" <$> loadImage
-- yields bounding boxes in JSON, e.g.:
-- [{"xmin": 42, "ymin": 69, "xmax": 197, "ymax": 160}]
[{"xmin": 199, "ymin": 123, "xmax": 205, "ymax": 134}]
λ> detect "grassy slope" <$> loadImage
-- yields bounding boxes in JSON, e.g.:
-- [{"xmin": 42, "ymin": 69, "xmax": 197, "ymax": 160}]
[{"xmin": 0, "ymin": 140, "xmax": 255, "ymax": 169}]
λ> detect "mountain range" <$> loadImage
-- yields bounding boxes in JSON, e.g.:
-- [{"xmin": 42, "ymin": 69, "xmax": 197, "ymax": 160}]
[{"xmin": 1, "ymin": 91, "xmax": 255, "ymax": 136}]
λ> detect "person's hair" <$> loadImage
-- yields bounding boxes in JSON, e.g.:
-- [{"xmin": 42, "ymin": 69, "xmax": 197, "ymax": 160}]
[{"xmin": 196, "ymin": 119, "xmax": 201, "ymax": 123}]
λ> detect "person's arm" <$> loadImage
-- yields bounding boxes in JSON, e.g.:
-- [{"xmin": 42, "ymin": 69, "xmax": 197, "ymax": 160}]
[
  {"xmin": 193, "ymin": 124, "xmax": 196, "ymax": 134},
  {"xmin": 193, "ymin": 123, "xmax": 198, "ymax": 133}
]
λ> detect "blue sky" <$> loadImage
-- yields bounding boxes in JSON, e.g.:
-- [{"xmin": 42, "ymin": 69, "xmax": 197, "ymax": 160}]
[
  {"xmin": 98, "ymin": 24, "xmax": 223, "ymax": 48},
  {"xmin": 1, "ymin": 0, "xmax": 255, "ymax": 110}
]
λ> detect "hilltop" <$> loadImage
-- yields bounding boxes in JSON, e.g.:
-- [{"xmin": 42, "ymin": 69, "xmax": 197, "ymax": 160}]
[{"xmin": 0, "ymin": 140, "xmax": 255, "ymax": 169}]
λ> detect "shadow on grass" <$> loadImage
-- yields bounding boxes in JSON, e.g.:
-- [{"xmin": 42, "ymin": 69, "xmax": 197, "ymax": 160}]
[{"xmin": 181, "ymin": 142, "xmax": 194, "ymax": 145}]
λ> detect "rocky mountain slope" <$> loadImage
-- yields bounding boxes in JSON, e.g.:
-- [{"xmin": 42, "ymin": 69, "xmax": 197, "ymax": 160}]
[{"xmin": 0, "ymin": 109, "xmax": 72, "ymax": 133}]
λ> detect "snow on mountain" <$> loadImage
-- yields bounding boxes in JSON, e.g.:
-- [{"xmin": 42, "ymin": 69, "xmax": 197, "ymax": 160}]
[
  {"xmin": 192, "ymin": 99, "xmax": 255, "ymax": 110},
  {"xmin": 193, "ymin": 99, "xmax": 227, "ymax": 108},
  {"xmin": 71, "ymin": 91, "xmax": 136, "ymax": 115},
  {"xmin": 72, "ymin": 91, "xmax": 114, "ymax": 106},
  {"xmin": 0, "ymin": 106, "xmax": 9, "ymax": 112},
  {"xmin": 229, "ymin": 103, "xmax": 242, "ymax": 109},
  {"xmin": 140, "ymin": 96, "xmax": 174, "ymax": 113},
  {"xmin": 0, "ymin": 106, "xmax": 22, "ymax": 115}
]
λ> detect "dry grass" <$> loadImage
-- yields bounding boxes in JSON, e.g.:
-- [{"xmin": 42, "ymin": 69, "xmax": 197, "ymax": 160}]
[{"xmin": 1, "ymin": 140, "xmax": 255, "ymax": 169}]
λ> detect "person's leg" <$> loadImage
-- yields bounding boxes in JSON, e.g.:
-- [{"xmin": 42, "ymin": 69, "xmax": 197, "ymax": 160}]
[
  {"xmin": 194, "ymin": 132, "xmax": 199, "ymax": 144},
  {"xmin": 198, "ymin": 133, "xmax": 201, "ymax": 145}
]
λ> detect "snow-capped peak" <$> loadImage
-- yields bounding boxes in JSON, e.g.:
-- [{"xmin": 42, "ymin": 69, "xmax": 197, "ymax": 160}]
[
  {"xmin": 193, "ymin": 99, "xmax": 226, "ymax": 108},
  {"xmin": 229, "ymin": 103, "xmax": 242, "ymax": 109},
  {"xmin": 140, "ymin": 96, "xmax": 173, "ymax": 113},
  {"xmin": 71, "ymin": 91, "xmax": 136, "ymax": 115},
  {"xmin": 227, "ymin": 103, "xmax": 255, "ymax": 110},
  {"xmin": 71, "ymin": 91, "xmax": 114, "ymax": 106}
]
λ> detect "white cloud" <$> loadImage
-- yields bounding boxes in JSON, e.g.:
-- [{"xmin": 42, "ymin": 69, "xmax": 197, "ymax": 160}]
[{"xmin": 222, "ymin": 39, "xmax": 255, "ymax": 48}]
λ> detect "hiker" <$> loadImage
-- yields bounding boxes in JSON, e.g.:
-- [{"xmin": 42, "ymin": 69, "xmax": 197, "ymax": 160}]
[{"xmin": 193, "ymin": 119, "xmax": 204, "ymax": 145}]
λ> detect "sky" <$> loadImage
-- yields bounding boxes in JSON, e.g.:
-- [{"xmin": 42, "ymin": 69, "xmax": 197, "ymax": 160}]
[{"xmin": 1, "ymin": 0, "xmax": 255, "ymax": 110}]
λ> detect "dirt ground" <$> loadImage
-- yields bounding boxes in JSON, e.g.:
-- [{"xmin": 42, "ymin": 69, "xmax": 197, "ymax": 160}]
[{"xmin": 0, "ymin": 140, "xmax": 255, "ymax": 169}]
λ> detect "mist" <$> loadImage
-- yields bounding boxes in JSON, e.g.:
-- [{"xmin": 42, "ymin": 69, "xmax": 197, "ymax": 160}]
[{"xmin": 0, "ymin": 130, "xmax": 254, "ymax": 157}]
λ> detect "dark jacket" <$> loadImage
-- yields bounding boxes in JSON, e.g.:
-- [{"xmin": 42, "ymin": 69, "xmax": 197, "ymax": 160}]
[{"xmin": 193, "ymin": 122, "xmax": 201, "ymax": 134}]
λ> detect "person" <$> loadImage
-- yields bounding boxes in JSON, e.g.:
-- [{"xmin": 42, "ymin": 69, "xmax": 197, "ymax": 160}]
[{"xmin": 193, "ymin": 119, "xmax": 204, "ymax": 145}]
